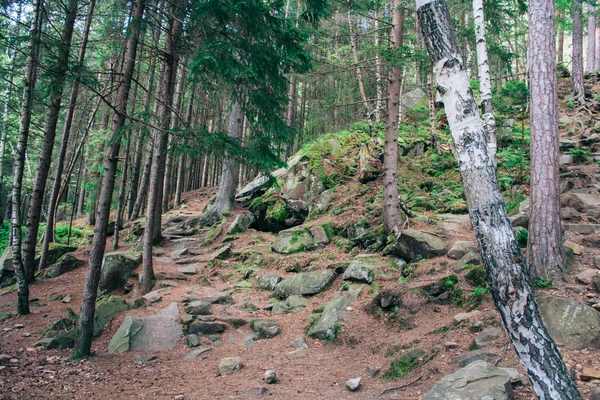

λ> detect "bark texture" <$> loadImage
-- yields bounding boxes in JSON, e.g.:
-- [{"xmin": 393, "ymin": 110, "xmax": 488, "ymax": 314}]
[
  {"xmin": 383, "ymin": 0, "xmax": 404, "ymax": 234},
  {"xmin": 571, "ymin": 0, "xmax": 585, "ymax": 103},
  {"xmin": 416, "ymin": 1, "xmax": 581, "ymax": 398},
  {"xmin": 74, "ymin": 0, "xmax": 145, "ymax": 357},
  {"xmin": 586, "ymin": 5, "xmax": 596, "ymax": 74}
]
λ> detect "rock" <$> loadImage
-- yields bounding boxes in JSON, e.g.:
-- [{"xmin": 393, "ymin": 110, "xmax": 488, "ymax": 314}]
[
  {"xmin": 580, "ymin": 367, "xmax": 600, "ymax": 380},
  {"xmin": 290, "ymin": 336, "xmax": 308, "ymax": 349},
  {"xmin": 185, "ymin": 301, "xmax": 211, "ymax": 315},
  {"xmin": 258, "ymin": 274, "xmax": 282, "ymax": 291},
  {"xmin": 595, "ymin": 255, "xmax": 600, "ymax": 269},
  {"xmin": 93, "ymin": 295, "xmax": 129, "ymax": 337},
  {"xmin": 271, "ymin": 295, "xmax": 309, "ymax": 315},
  {"xmin": 402, "ymin": 88, "xmax": 427, "ymax": 109},
  {"xmin": 227, "ymin": 213, "xmax": 256, "ymax": 234},
  {"xmin": 43, "ymin": 254, "xmax": 84, "ymax": 279},
  {"xmin": 44, "ymin": 329, "xmax": 79, "ymax": 350},
  {"xmin": 219, "ymin": 357, "xmax": 242, "ymax": 374},
  {"xmin": 342, "ymin": 254, "xmax": 397, "ymax": 284},
  {"xmin": 366, "ymin": 366, "xmax": 380, "ymax": 377},
  {"xmin": 143, "ymin": 290, "xmax": 163, "ymax": 304},
  {"xmin": 564, "ymin": 224, "xmax": 600, "ymax": 234},
  {"xmin": 559, "ymin": 138, "xmax": 577, "ymax": 150},
  {"xmin": 307, "ymin": 293, "xmax": 349, "ymax": 339},
  {"xmin": 98, "ymin": 251, "xmax": 142, "ymax": 294},
  {"xmin": 0, "ymin": 248, "xmax": 15, "ymax": 288},
  {"xmin": 177, "ymin": 265, "xmax": 197, "ymax": 275},
  {"xmin": 537, "ymin": 295, "xmax": 600, "ymax": 349},
  {"xmin": 208, "ymin": 244, "xmax": 232, "ymax": 261},
  {"xmin": 264, "ymin": 370, "xmax": 277, "ymax": 384},
  {"xmin": 108, "ymin": 302, "xmax": 182, "ymax": 352},
  {"xmin": 171, "ymin": 248, "xmax": 189, "ymax": 259},
  {"xmin": 345, "ymin": 377, "xmax": 361, "ymax": 392},
  {"xmin": 309, "ymin": 190, "xmax": 332, "ymax": 217},
  {"xmin": 571, "ymin": 193, "xmax": 600, "ymax": 210},
  {"xmin": 561, "ymin": 193, "xmax": 587, "ymax": 212},
  {"xmin": 470, "ymin": 320, "xmax": 484, "ymax": 333},
  {"xmin": 195, "ymin": 291, "xmax": 233, "ymax": 305},
  {"xmin": 187, "ymin": 334, "xmax": 200, "ymax": 347},
  {"xmin": 271, "ymin": 225, "xmax": 331, "ymax": 254},
  {"xmin": 375, "ymin": 287, "xmax": 403, "ymax": 309},
  {"xmin": 559, "ymin": 154, "xmax": 572, "ymax": 165},
  {"xmin": 286, "ymin": 349, "xmax": 308, "ymax": 359},
  {"xmin": 236, "ymin": 175, "xmax": 273, "ymax": 199},
  {"xmin": 593, "ymin": 275, "xmax": 600, "ymax": 292},
  {"xmin": 453, "ymin": 310, "xmax": 482, "ymax": 324},
  {"xmin": 447, "ymin": 241, "xmax": 477, "ymax": 260},
  {"xmin": 251, "ymin": 319, "xmax": 280, "ymax": 338},
  {"xmin": 136, "ymin": 354, "xmax": 157, "ymax": 362},
  {"xmin": 357, "ymin": 145, "xmax": 383, "ymax": 183},
  {"xmin": 62, "ymin": 294, "xmax": 72, "ymax": 303},
  {"xmin": 474, "ymin": 327, "xmax": 503, "ymax": 348},
  {"xmin": 248, "ymin": 387, "xmax": 268, "ymax": 397},
  {"xmin": 184, "ymin": 347, "xmax": 211, "ymax": 360},
  {"xmin": 576, "ymin": 268, "xmax": 598, "ymax": 284},
  {"xmin": 454, "ymin": 251, "xmax": 482, "ymax": 272},
  {"xmin": 219, "ymin": 317, "xmax": 247, "ymax": 328},
  {"xmin": 590, "ymin": 387, "xmax": 600, "ymax": 400},
  {"xmin": 188, "ymin": 322, "xmax": 227, "ymax": 335},
  {"xmin": 444, "ymin": 342, "xmax": 458, "ymax": 349},
  {"xmin": 561, "ymin": 207, "xmax": 582, "ymax": 220},
  {"xmin": 274, "ymin": 270, "xmax": 336, "ymax": 298},
  {"xmin": 385, "ymin": 229, "xmax": 446, "ymax": 261},
  {"xmin": 423, "ymin": 360, "xmax": 512, "ymax": 400},
  {"xmin": 564, "ymin": 241, "xmax": 584, "ymax": 255},
  {"xmin": 509, "ymin": 213, "xmax": 529, "ymax": 229}
]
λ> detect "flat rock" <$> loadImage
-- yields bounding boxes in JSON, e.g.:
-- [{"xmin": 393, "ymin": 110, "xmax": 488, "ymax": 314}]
[
  {"xmin": 286, "ymin": 349, "xmax": 308, "ymax": 359},
  {"xmin": 572, "ymin": 193, "xmax": 600, "ymax": 210},
  {"xmin": 184, "ymin": 347, "xmax": 211, "ymax": 360},
  {"xmin": 227, "ymin": 213, "xmax": 256, "ymax": 235},
  {"xmin": 271, "ymin": 295, "xmax": 309, "ymax": 315},
  {"xmin": 251, "ymin": 319, "xmax": 280, "ymax": 338},
  {"xmin": 342, "ymin": 254, "xmax": 397, "ymax": 284},
  {"xmin": 44, "ymin": 254, "xmax": 84, "ymax": 279},
  {"xmin": 143, "ymin": 290, "xmax": 163, "ymax": 304},
  {"xmin": 195, "ymin": 292, "xmax": 233, "ymax": 304},
  {"xmin": 219, "ymin": 357, "xmax": 242, "ymax": 374},
  {"xmin": 271, "ymin": 225, "xmax": 331, "ymax": 254},
  {"xmin": 208, "ymin": 244, "xmax": 232, "ymax": 261},
  {"xmin": 474, "ymin": 327, "xmax": 503, "ymax": 348},
  {"xmin": 564, "ymin": 224, "xmax": 600, "ymax": 234},
  {"xmin": 565, "ymin": 241, "xmax": 584, "ymax": 255},
  {"xmin": 258, "ymin": 274, "xmax": 282, "ymax": 291},
  {"xmin": 178, "ymin": 265, "xmax": 197, "ymax": 275},
  {"xmin": 307, "ymin": 293, "xmax": 349, "ymax": 339},
  {"xmin": 447, "ymin": 241, "xmax": 477, "ymax": 260},
  {"xmin": 453, "ymin": 310, "xmax": 482, "ymax": 324},
  {"xmin": 576, "ymin": 268, "xmax": 598, "ymax": 285},
  {"xmin": 274, "ymin": 270, "xmax": 336, "ymax": 298},
  {"xmin": 290, "ymin": 336, "xmax": 308, "ymax": 349},
  {"xmin": 423, "ymin": 360, "xmax": 512, "ymax": 400},
  {"xmin": 385, "ymin": 229, "xmax": 446, "ymax": 261},
  {"xmin": 188, "ymin": 322, "xmax": 227, "ymax": 335},
  {"xmin": 185, "ymin": 301, "xmax": 211, "ymax": 315},
  {"xmin": 452, "ymin": 349, "xmax": 498, "ymax": 367},
  {"xmin": 171, "ymin": 248, "xmax": 189, "ymax": 259}
]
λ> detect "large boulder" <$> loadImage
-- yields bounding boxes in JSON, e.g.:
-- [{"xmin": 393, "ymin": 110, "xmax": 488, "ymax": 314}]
[
  {"xmin": 274, "ymin": 270, "xmax": 336, "ymax": 298},
  {"xmin": 308, "ymin": 286, "xmax": 362, "ymax": 340},
  {"xmin": 280, "ymin": 156, "xmax": 324, "ymax": 212},
  {"xmin": 537, "ymin": 295, "xmax": 600, "ymax": 350},
  {"xmin": 447, "ymin": 241, "xmax": 477, "ymax": 260},
  {"xmin": 98, "ymin": 251, "xmax": 142, "ymax": 294},
  {"xmin": 357, "ymin": 145, "xmax": 382, "ymax": 183},
  {"xmin": 227, "ymin": 213, "xmax": 256, "ymax": 235},
  {"xmin": 0, "ymin": 248, "xmax": 15, "ymax": 288},
  {"xmin": 385, "ymin": 229, "xmax": 446, "ymax": 261},
  {"xmin": 423, "ymin": 360, "xmax": 512, "ymax": 400},
  {"xmin": 44, "ymin": 254, "xmax": 84, "ymax": 279},
  {"xmin": 271, "ymin": 295, "xmax": 309, "ymax": 315},
  {"xmin": 272, "ymin": 225, "xmax": 331, "ymax": 254},
  {"xmin": 93, "ymin": 295, "xmax": 129, "ymax": 337},
  {"xmin": 401, "ymin": 88, "xmax": 427, "ymax": 109},
  {"xmin": 40, "ymin": 243, "xmax": 78, "ymax": 266},
  {"xmin": 342, "ymin": 254, "xmax": 398, "ymax": 284}
]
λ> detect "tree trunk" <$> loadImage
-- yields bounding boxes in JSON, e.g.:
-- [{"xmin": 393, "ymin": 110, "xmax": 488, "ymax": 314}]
[
  {"xmin": 557, "ymin": 12, "xmax": 565, "ymax": 63},
  {"xmin": 22, "ymin": 0, "xmax": 78, "ymax": 283},
  {"xmin": 373, "ymin": 12, "xmax": 382, "ymax": 124},
  {"xmin": 383, "ymin": 0, "xmax": 404, "ymax": 234},
  {"xmin": 586, "ymin": 4, "xmax": 596, "ymax": 74},
  {"xmin": 11, "ymin": 0, "xmax": 44, "ymax": 315},
  {"xmin": 39, "ymin": 0, "xmax": 95, "ymax": 271},
  {"xmin": 571, "ymin": 0, "xmax": 585, "ymax": 103},
  {"xmin": 427, "ymin": 71, "xmax": 436, "ymax": 149},
  {"xmin": 595, "ymin": 22, "xmax": 600, "ymax": 71},
  {"xmin": 528, "ymin": 0, "xmax": 569, "ymax": 283},
  {"xmin": 74, "ymin": 0, "xmax": 145, "ymax": 357},
  {"xmin": 416, "ymin": 0, "xmax": 581, "ymax": 398},
  {"xmin": 472, "ymin": 0, "xmax": 496, "ymax": 164}
]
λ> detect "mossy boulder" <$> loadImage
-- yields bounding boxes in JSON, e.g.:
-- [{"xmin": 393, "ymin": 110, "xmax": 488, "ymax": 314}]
[
  {"xmin": 385, "ymin": 229, "xmax": 446, "ymax": 261},
  {"xmin": 0, "ymin": 248, "xmax": 15, "ymax": 288},
  {"xmin": 357, "ymin": 144, "xmax": 383, "ymax": 183},
  {"xmin": 94, "ymin": 295, "xmax": 129, "ymax": 337},
  {"xmin": 227, "ymin": 213, "xmax": 256, "ymax": 234},
  {"xmin": 272, "ymin": 225, "xmax": 331, "ymax": 254},
  {"xmin": 98, "ymin": 251, "xmax": 142, "ymax": 294},
  {"xmin": 44, "ymin": 254, "xmax": 84, "ymax": 279},
  {"xmin": 342, "ymin": 254, "xmax": 398, "ymax": 284},
  {"xmin": 37, "ymin": 243, "xmax": 78, "ymax": 266},
  {"xmin": 274, "ymin": 270, "xmax": 336, "ymax": 298}
]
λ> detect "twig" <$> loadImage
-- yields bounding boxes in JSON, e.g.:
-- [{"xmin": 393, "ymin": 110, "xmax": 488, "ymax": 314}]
[{"xmin": 378, "ymin": 374, "xmax": 424, "ymax": 396}]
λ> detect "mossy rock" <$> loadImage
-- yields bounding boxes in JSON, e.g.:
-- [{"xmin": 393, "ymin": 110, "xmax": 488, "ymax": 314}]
[
  {"xmin": 94, "ymin": 295, "xmax": 129, "ymax": 337},
  {"xmin": 465, "ymin": 266, "xmax": 487, "ymax": 287},
  {"xmin": 44, "ymin": 254, "xmax": 84, "ymax": 279}
]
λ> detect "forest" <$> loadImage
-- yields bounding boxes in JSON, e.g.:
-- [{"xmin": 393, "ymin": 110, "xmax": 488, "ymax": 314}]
[{"xmin": 0, "ymin": 0, "xmax": 599, "ymax": 398}]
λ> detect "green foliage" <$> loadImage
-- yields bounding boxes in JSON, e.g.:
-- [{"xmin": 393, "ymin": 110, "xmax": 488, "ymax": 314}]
[
  {"xmin": 466, "ymin": 287, "xmax": 490, "ymax": 310},
  {"xmin": 570, "ymin": 148, "xmax": 590, "ymax": 163},
  {"xmin": 515, "ymin": 227, "xmax": 528, "ymax": 247},
  {"xmin": 534, "ymin": 279, "xmax": 552, "ymax": 288},
  {"xmin": 465, "ymin": 267, "xmax": 487, "ymax": 287}
]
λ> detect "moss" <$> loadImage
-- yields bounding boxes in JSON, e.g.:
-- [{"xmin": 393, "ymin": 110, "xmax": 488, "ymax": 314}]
[
  {"xmin": 321, "ymin": 222, "xmax": 335, "ymax": 241},
  {"xmin": 465, "ymin": 267, "xmax": 487, "ymax": 287}
]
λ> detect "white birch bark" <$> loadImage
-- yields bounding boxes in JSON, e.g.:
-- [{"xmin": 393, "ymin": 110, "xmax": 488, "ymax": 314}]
[{"xmin": 416, "ymin": 0, "xmax": 582, "ymax": 398}]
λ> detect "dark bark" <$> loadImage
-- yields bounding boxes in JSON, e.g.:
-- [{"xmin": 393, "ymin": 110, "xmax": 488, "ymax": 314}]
[
  {"xmin": 417, "ymin": 0, "xmax": 581, "ymax": 398},
  {"xmin": 74, "ymin": 0, "xmax": 145, "ymax": 357}
]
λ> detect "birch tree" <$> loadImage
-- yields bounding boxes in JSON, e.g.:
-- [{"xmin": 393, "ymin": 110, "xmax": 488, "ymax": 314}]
[{"xmin": 416, "ymin": 0, "xmax": 582, "ymax": 398}]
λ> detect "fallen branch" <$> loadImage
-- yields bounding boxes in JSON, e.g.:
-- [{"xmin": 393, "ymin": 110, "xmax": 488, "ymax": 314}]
[{"xmin": 378, "ymin": 374, "xmax": 424, "ymax": 396}]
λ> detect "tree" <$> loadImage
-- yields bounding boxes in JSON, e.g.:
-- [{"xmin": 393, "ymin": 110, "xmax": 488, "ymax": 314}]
[
  {"xmin": 416, "ymin": 0, "xmax": 582, "ymax": 398},
  {"xmin": 571, "ymin": 0, "xmax": 585, "ymax": 103},
  {"xmin": 74, "ymin": 0, "xmax": 146, "ymax": 357},
  {"xmin": 472, "ymin": 0, "xmax": 496, "ymax": 164},
  {"xmin": 382, "ymin": 0, "xmax": 404, "ymax": 234},
  {"xmin": 586, "ymin": 3, "xmax": 596, "ymax": 74},
  {"xmin": 10, "ymin": 0, "xmax": 44, "ymax": 315}
]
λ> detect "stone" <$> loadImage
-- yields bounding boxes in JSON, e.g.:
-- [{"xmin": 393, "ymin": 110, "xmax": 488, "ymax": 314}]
[
  {"xmin": 0, "ymin": 248, "xmax": 15, "ymax": 288},
  {"xmin": 423, "ymin": 360, "xmax": 512, "ymax": 400},
  {"xmin": 537, "ymin": 295, "xmax": 600, "ymax": 349},
  {"xmin": 595, "ymin": 255, "xmax": 600, "ymax": 269},
  {"xmin": 342, "ymin": 254, "xmax": 398, "ymax": 284},
  {"xmin": 385, "ymin": 229, "xmax": 446, "ymax": 261},
  {"xmin": 248, "ymin": 387, "xmax": 268, "ymax": 397},
  {"xmin": 345, "ymin": 377, "xmax": 361, "ymax": 392},
  {"xmin": 187, "ymin": 334, "xmax": 200, "ymax": 347},
  {"xmin": 251, "ymin": 319, "xmax": 280, "ymax": 338},
  {"xmin": 208, "ymin": 244, "xmax": 232, "ymax": 261},
  {"xmin": 195, "ymin": 292, "xmax": 233, "ymax": 305},
  {"xmin": 93, "ymin": 295, "xmax": 129, "ymax": 337},
  {"xmin": 290, "ymin": 336, "xmax": 308, "ymax": 349},
  {"xmin": 188, "ymin": 322, "xmax": 227, "ymax": 335},
  {"xmin": 171, "ymin": 248, "xmax": 189, "ymax": 259},
  {"xmin": 559, "ymin": 138, "xmax": 576, "ymax": 150},
  {"xmin": 366, "ymin": 366, "xmax": 380, "ymax": 377},
  {"xmin": 561, "ymin": 207, "xmax": 582, "ymax": 220},
  {"xmin": 453, "ymin": 310, "xmax": 482, "ymax": 324},
  {"xmin": 375, "ymin": 287, "xmax": 403, "ymax": 310},
  {"xmin": 498, "ymin": 367, "xmax": 523, "ymax": 385},
  {"xmin": 264, "ymin": 370, "xmax": 277, "ymax": 384},
  {"xmin": 593, "ymin": 275, "xmax": 600, "ymax": 292},
  {"xmin": 43, "ymin": 254, "xmax": 84, "ymax": 279},
  {"xmin": 274, "ymin": 270, "xmax": 336, "ymax": 298},
  {"xmin": 309, "ymin": 190, "xmax": 333, "ymax": 217},
  {"xmin": 454, "ymin": 251, "xmax": 482, "ymax": 272},
  {"xmin": 559, "ymin": 154, "xmax": 572, "ymax": 165},
  {"xmin": 402, "ymin": 88, "xmax": 427, "ymax": 109},
  {"xmin": 474, "ymin": 328, "xmax": 503, "ymax": 348},
  {"xmin": 564, "ymin": 241, "xmax": 584, "ymax": 255},
  {"xmin": 219, "ymin": 357, "xmax": 242, "ymax": 374},
  {"xmin": 219, "ymin": 317, "xmax": 247, "ymax": 328},
  {"xmin": 576, "ymin": 269, "xmax": 599, "ymax": 285},
  {"xmin": 447, "ymin": 241, "xmax": 477, "ymax": 260},
  {"xmin": 143, "ymin": 290, "xmax": 163, "ymax": 304},
  {"xmin": 307, "ymin": 293, "xmax": 349, "ymax": 339},
  {"xmin": 271, "ymin": 225, "xmax": 331, "ymax": 254},
  {"xmin": 444, "ymin": 342, "xmax": 458, "ymax": 349},
  {"xmin": 108, "ymin": 302, "xmax": 182, "ymax": 352},
  {"xmin": 357, "ymin": 145, "xmax": 383, "ymax": 183},
  {"xmin": 136, "ymin": 354, "xmax": 157, "ymax": 362},
  {"xmin": 258, "ymin": 274, "xmax": 282, "ymax": 291},
  {"xmin": 271, "ymin": 295, "xmax": 309, "ymax": 315},
  {"xmin": 185, "ymin": 301, "xmax": 211, "ymax": 315},
  {"xmin": 62, "ymin": 294, "xmax": 72, "ymax": 303},
  {"xmin": 580, "ymin": 367, "xmax": 600, "ymax": 380},
  {"xmin": 227, "ymin": 213, "xmax": 256, "ymax": 234},
  {"xmin": 184, "ymin": 347, "xmax": 211, "ymax": 360},
  {"xmin": 565, "ymin": 224, "xmax": 599, "ymax": 234},
  {"xmin": 571, "ymin": 193, "xmax": 600, "ymax": 210},
  {"xmin": 236, "ymin": 175, "xmax": 274, "ymax": 199},
  {"xmin": 509, "ymin": 213, "xmax": 529, "ymax": 229},
  {"xmin": 177, "ymin": 265, "xmax": 197, "ymax": 275},
  {"xmin": 98, "ymin": 251, "xmax": 142, "ymax": 294},
  {"xmin": 286, "ymin": 349, "xmax": 308, "ymax": 359},
  {"xmin": 590, "ymin": 387, "xmax": 600, "ymax": 400}
]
